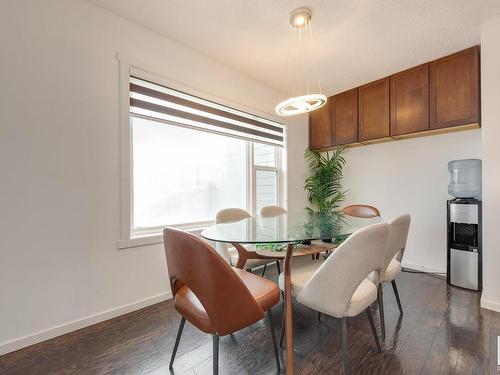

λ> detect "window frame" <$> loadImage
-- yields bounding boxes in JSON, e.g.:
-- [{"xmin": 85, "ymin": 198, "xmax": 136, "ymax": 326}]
[
  {"xmin": 117, "ymin": 55, "xmax": 286, "ymax": 249},
  {"xmin": 251, "ymin": 144, "xmax": 282, "ymax": 215}
]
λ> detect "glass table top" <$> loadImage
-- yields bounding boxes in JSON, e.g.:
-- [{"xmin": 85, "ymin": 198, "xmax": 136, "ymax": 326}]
[{"xmin": 201, "ymin": 211, "xmax": 379, "ymax": 244}]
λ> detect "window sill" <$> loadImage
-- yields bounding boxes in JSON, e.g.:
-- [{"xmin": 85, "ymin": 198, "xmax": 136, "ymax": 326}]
[{"xmin": 117, "ymin": 226, "xmax": 207, "ymax": 249}]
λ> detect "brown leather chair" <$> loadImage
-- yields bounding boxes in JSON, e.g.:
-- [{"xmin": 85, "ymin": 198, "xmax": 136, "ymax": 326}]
[
  {"xmin": 163, "ymin": 227, "xmax": 281, "ymax": 374},
  {"xmin": 342, "ymin": 204, "xmax": 381, "ymax": 218}
]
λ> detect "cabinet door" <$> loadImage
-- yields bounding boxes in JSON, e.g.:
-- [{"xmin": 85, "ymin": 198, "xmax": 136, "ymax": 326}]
[
  {"xmin": 390, "ymin": 64, "xmax": 430, "ymax": 136},
  {"xmin": 332, "ymin": 89, "xmax": 358, "ymax": 146},
  {"xmin": 430, "ymin": 46, "xmax": 480, "ymax": 129},
  {"xmin": 309, "ymin": 98, "xmax": 332, "ymax": 150},
  {"xmin": 358, "ymin": 77, "xmax": 390, "ymax": 142}
]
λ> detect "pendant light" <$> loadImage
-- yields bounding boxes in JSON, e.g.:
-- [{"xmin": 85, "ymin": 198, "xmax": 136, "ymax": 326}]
[{"xmin": 275, "ymin": 7, "xmax": 326, "ymax": 117}]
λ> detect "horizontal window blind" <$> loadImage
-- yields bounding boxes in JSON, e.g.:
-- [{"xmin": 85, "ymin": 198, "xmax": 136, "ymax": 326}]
[{"xmin": 129, "ymin": 76, "xmax": 285, "ymax": 147}]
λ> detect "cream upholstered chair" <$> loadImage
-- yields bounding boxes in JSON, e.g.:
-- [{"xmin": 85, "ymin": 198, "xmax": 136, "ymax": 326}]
[
  {"xmin": 215, "ymin": 208, "xmax": 277, "ymax": 275},
  {"xmin": 259, "ymin": 205, "xmax": 287, "ymax": 218},
  {"xmin": 377, "ymin": 214, "xmax": 411, "ymax": 340},
  {"xmin": 278, "ymin": 222, "xmax": 389, "ymax": 375}
]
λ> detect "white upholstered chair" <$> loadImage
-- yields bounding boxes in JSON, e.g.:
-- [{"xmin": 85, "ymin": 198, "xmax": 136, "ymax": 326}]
[
  {"xmin": 215, "ymin": 208, "xmax": 278, "ymax": 275},
  {"xmin": 259, "ymin": 205, "xmax": 287, "ymax": 218},
  {"xmin": 278, "ymin": 222, "xmax": 390, "ymax": 375},
  {"xmin": 377, "ymin": 214, "xmax": 411, "ymax": 340}
]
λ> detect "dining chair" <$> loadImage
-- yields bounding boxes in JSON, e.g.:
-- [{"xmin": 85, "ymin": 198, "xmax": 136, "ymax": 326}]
[
  {"xmin": 342, "ymin": 204, "xmax": 381, "ymax": 218},
  {"xmin": 259, "ymin": 205, "xmax": 287, "ymax": 217},
  {"xmin": 377, "ymin": 214, "xmax": 411, "ymax": 340},
  {"xmin": 278, "ymin": 222, "xmax": 390, "ymax": 375},
  {"xmin": 163, "ymin": 227, "xmax": 281, "ymax": 375},
  {"xmin": 215, "ymin": 208, "xmax": 278, "ymax": 276}
]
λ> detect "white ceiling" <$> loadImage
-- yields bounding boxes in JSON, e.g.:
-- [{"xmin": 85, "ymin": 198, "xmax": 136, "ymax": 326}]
[{"xmin": 88, "ymin": 0, "xmax": 500, "ymax": 97}]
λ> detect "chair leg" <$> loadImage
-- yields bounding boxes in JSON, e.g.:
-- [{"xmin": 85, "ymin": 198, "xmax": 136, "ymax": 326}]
[
  {"xmin": 377, "ymin": 284, "xmax": 386, "ymax": 341},
  {"xmin": 261, "ymin": 264, "xmax": 267, "ymax": 277},
  {"xmin": 279, "ymin": 302, "xmax": 285, "ymax": 347},
  {"xmin": 267, "ymin": 309, "xmax": 281, "ymax": 372},
  {"xmin": 276, "ymin": 260, "xmax": 281, "ymax": 274},
  {"xmin": 366, "ymin": 307, "xmax": 382, "ymax": 353},
  {"xmin": 212, "ymin": 334, "xmax": 219, "ymax": 375},
  {"xmin": 317, "ymin": 311, "xmax": 321, "ymax": 321},
  {"xmin": 340, "ymin": 317, "xmax": 349, "ymax": 375},
  {"xmin": 391, "ymin": 279, "xmax": 403, "ymax": 315},
  {"xmin": 169, "ymin": 317, "xmax": 186, "ymax": 369}
]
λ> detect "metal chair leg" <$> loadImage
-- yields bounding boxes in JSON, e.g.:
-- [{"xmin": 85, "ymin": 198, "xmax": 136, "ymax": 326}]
[
  {"xmin": 279, "ymin": 302, "xmax": 285, "ymax": 347},
  {"xmin": 340, "ymin": 317, "xmax": 349, "ymax": 375},
  {"xmin": 261, "ymin": 264, "xmax": 267, "ymax": 277},
  {"xmin": 391, "ymin": 279, "xmax": 403, "ymax": 315},
  {"xmin": 317, "ymin": 311, "xmax": 321, "ymax": 321},
  {"xmin": 366, "ymin": 307, "xmax": 382, "ymax": 353},
  {"xmin": 377, "ymin": 284, "xmax": 386, "ymax": 341},
  {"xmin": 212, "ymin": 334, "xmax": 219, "ymax": 375},
  {"xmin": 276, "ymin": 260, "xmax": 281, "ymax": 274},
  {"xmin": 169, "ymin": 317, "xmax": 186, "ymax": 369},
  {"xmin": 267, "ymin": 309, "xmax": 281, "ymax": 371}
]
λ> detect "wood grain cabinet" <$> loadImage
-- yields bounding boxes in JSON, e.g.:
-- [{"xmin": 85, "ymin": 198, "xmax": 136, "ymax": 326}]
[
  {"xmin": 331, "ymin": 89, "xmax": 358, "ymax": 145},
  {"xmin": 307, "ymin": 46, "xmax": 480, "ymax": 150},
  {"xmin": 430, "ymin": 46, "xmax": 480, "ymax": 129},
  {"xmin": 358, "ymin": 77, "xmax": 390, "ymax": 142},
  {"xmin": 309, "ymin": 97, "xmax": 332, "ymax": 150},
  {"xmin": 390, "ymin": 64, "xmax": 430, "ymax": 136}
]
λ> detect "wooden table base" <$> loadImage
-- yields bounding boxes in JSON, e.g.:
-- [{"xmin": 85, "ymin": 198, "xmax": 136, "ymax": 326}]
[{"xmin": 284, "ymin": 243, "xmax": 294, "ymax": 375}]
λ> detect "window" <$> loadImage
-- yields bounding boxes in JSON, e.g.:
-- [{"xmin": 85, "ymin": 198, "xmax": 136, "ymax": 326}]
[
  {"xmin": 253, "ymin": 143, "xmax": 280, "ymax": 214},
  {"xmin": 120, "ymin": 68, "xmax": 285, "ymax": 243}
]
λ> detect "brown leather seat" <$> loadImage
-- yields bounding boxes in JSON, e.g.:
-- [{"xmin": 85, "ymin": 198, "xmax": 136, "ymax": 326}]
[
  {"xmin": 163, "ymin": 227, "xmax": 281, "ymax": 374},
  {"xmin": 175, "ymin": 268, "xmax": 280, "ymax": 334}
]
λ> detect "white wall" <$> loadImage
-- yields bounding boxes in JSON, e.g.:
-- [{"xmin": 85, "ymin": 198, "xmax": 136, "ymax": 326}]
[
  {"xmin": 480, "ymin": 17, "xmax": 500, "ymax": 312},
  {"xmin": 0, "ymin": 0, "xmax": 285, "ymax": 354},
  {"xmin": 342, "ymin": 130, "xmax": 481, "ymax": 272},
  {"xmin": 284, "ymin": 116, "xmax": 309, "ymax": 213}
]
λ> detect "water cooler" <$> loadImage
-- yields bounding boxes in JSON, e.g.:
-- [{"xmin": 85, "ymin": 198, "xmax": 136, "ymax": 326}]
[{"xmin": 447, "ymin": 159, "xmax": 482, "ymax": 292}]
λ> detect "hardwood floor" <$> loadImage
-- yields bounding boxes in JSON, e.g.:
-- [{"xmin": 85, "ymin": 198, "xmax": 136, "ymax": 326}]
[{"xmin": 1, "ymin": 270, "xmax": 499, "ymax": 374}]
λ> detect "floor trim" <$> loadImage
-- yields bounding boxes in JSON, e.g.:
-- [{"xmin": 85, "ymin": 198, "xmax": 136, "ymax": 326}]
[
  {"xmin": 0, "ymin": 291, "xmax": 172, "ymax": 356},
  {"xmin": 402, "ymin": 261, "xmax": 446, "ymax": 274},
  {"xmin": 480, "ymin": 297, "xmax": 500, "ymax": 313}
]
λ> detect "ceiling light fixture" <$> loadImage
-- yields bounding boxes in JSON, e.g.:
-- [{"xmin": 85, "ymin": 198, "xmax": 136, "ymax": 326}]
[{"xmin": 276, "ymin": 7, "xmax": 326, "ymax": 117}]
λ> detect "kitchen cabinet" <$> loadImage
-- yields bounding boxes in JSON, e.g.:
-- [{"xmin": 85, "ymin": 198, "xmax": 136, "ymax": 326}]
[
  {"xmin": 430, "ymin": 46, "xmax": 480, "ymax": 129},
  {"xmin": 331, "ymin": 88, "xmax": 358, "ymax": 146},
  {"xmin": 309, "ymin": 97, "xmax": 332, "ymax": 150},
  {"xmin": 390, "ymin": 64, "xmax": 430, "ymax": 136},
  {"xmin": 358, "ymin": 77, "xmax": 390, "ymax": 142}
]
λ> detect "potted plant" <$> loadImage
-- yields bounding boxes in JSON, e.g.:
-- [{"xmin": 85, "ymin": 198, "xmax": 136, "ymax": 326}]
[{"xmin": 304, "ymin": 147, "xmax": 347, "ymax": 242}]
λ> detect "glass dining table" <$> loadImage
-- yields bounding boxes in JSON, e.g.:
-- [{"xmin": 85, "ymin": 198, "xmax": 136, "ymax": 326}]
[{"xmin": 201, "ymin": 211, "xmax": 376, "ymax": 375}]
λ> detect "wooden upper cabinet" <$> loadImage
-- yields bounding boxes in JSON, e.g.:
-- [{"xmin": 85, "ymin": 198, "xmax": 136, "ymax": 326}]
[
  {"xmin": 430, "ymin": 46, "xmax": 480, "ymax": 129},
  {"xmin": 358, "ymin": 77, "xmax": 390, "ymax": 142},
  {"xmin": 308, "ymin": 97, "xmax": 332, "ymax": 150},
  {"xmin": 331, "ymin": 89, "xmax": 358, "ymax": 146},
  {"xmin": 390, "ymin": 64, "xmax": 430, "ymax": 136}
]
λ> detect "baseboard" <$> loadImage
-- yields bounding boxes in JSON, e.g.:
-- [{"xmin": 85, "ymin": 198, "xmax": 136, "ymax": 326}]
[
  {"xmin": 480, "ymin": 297, "xmax": 500, "ymax": 313},
  {"xmin": 0, "ymin": 291, "xmax": 172, "ymax": 356},
  {"xmin": 401, "ymin": 261, "xmax": 446, "ymax": 274}
]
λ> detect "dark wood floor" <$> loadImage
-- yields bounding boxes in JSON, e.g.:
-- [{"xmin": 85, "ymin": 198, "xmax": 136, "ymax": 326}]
[{"xmin": 1, "ymin": 269, "xmax": 499, "ymax": 375}]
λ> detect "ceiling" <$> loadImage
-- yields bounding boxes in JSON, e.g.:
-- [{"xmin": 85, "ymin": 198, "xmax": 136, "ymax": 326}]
[{"xmin": 88, "ymin": 0, "xmax": 500, "ymax": 97}]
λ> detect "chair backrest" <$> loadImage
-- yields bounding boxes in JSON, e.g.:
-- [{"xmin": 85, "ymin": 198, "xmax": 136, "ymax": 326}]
[
  {"xmin": 383, "ymin": 214, "xmax": 411, "ymax": 272},
  {"xmin": 342, "ymin": 204, "xmax": 381, "ymax": 218},
  {"xmin": 214, "ymin": 208, "xmax": 251, "ymax": 264},
  {"xmin": 216, "ymin": 208, "xmax": 251, "ymax": 224},
  {"xmin": 297, "ymin": 222, "xmax": 389, "ymax": 318},
  {"xmin": 260, "ymin": 205, "xmax": 287, "ymax": 218},
  {"xmin": 163, "ymin": 227, "xmax": 264, "ymax": 335}
]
